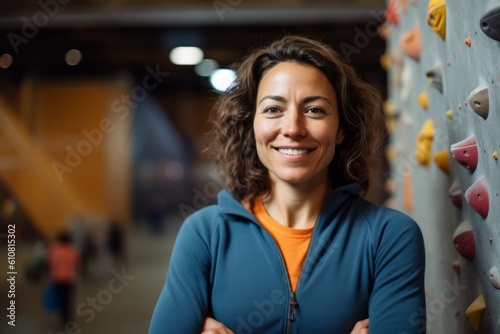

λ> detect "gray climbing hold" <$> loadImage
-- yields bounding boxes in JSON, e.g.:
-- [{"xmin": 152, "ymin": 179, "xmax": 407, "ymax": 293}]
[
  {"xmin": 468, "ymin": 86, "xmax": 489, "ymax": 119},
  {"xmin": 426, "ymin": 64, "xmax": 443, "ymax": 93},
  {"xmin": 480, "ymin": 4, "xmax": 500, "ymax": 42},
  {"xmin": 489, "ymin": 267, "xmax": 500, "ymax": 289}
]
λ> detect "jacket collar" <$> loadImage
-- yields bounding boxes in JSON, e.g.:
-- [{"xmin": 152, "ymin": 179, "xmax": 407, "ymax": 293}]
[{"xmin": 217, "ymin": 183, "xmax": 362, "ymax": 221}]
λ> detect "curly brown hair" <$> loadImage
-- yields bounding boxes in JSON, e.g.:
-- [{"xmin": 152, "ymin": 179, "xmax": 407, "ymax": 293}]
[{"xmin": 207, "ymin": 35, "xmax": 386, "ymax": 201}]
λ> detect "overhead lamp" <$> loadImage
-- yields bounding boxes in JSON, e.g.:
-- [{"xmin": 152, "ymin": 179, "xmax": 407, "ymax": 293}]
[
  {"xmin": 209, "ymin": 69, "xmax": 236, "ymax": 92},
  {"xmin": 194, "ymin": 59, "xmax": 219, "ymax": 77},
  {"xmin": 65, "ymin": 49, "xmax": 82, "ymax": 66},
  {"xmin": 0, "ymin": 54, "xmax": 13, "ymax": 69},
  {"xmin": 169, "ymin": 46, "xmax": 204, "ymax": 65}
]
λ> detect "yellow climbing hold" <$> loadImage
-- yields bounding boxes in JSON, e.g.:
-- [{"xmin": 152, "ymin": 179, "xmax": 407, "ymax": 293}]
[
  {"xmin": 434, "ymin": 150, "xmax": 450, "ymax": 174},
  {"xmin": 384, "ymin": 100, "xmax": 397, "ymax": 133},
  {"xmin": 466, "ymin": 294, "xmax": 485, "ymax": 331},
  {"xmin": 419, "ymin": 118, "xmax": 435, "ymax": 140},
  {"xmin": 415, "ymin": 119, "xmax": 434, "ymax": 167},
  {"xmin": 493, "ymin": 151, "xmax": 498, "ymax": 160},
  {"xmin": 427, "ymin": 0, "xmax": 446, "ymax": 39},
  {"xmin": 418, "ymin": 91, "xmax": 429, "ymax": 110},
  {"xmin": 446, "ymin": 110, "xmax": 453, "ymax": 119},
  {"xmin": 380, "ymin": 53, "xmax": 392, "ymax": 70},
  {"xmin": 415, "ymin": 142, "xmax": 432, "ymax": 166},
  {"xmin": 386, "ymin": 146, "xmax": 397, "ymax": 163},
  {"xmin": 384, "ymin": 99, "xmax": 396, "ymax": 115}
]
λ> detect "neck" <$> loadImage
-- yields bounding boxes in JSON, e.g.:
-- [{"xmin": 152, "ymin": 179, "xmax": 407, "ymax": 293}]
[{"xmin": 262, "ymin": 178, "xmax": 332, "ymax": 229}]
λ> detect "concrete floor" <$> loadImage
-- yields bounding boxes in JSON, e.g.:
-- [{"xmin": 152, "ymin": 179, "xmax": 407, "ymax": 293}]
[{"xmin": 0, "ymin": 219, "xmax": 182, "ymax": 334}]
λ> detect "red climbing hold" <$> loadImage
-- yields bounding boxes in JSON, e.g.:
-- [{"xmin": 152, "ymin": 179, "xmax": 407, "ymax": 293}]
[
  {"xmin": 453, "ymin": 221, "xmax": 475, "ymax": 261},
  {"xmin": 465, "ymin": 177, "xmax": 489, "ymax": 218},
  {"xmin": 450, "ymin": 136, "xmax": 478, "ymax": 171},
  {"xmin": 385, "ymin": 0, "xmax": 401, "ymax": 26}
]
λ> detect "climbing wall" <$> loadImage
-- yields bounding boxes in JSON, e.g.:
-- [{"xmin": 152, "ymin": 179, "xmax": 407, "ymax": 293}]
[{"xmin": 382, "ymin": 0, "xmax": 500, "ymax": 333}]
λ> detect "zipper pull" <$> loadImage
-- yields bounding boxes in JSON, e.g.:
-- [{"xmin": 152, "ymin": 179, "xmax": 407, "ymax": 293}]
[{"xmin": 288, "ymin": 291, "xmax": 298, "ymax": 321}]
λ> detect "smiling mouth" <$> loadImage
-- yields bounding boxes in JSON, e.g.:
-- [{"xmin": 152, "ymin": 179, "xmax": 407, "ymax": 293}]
[{"xmin": 277, "ymin": 148, "xmax": 313, "ymax": 155}]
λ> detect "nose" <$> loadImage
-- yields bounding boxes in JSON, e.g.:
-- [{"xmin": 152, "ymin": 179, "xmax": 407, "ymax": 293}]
[{"xmin": 282, "ymin": 110, "xmax": 307, "ymax": 139}]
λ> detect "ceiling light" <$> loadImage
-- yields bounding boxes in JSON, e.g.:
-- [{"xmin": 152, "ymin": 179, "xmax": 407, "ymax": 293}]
[
  {"xmin": 65, "ymin": 49, "xmax": 82, "ymax": 66},
  {"xmin": 169, "ymin": 46, "xmax": 204, "ymax": 65},
  {"xmin": 194, "ymin": 59, "xmax": 219, "ymax": 77},
  {"xmin": 209, "ymin": 69, "xmax": 236, "ymax": 92},
  {"xmin": 0, "ymin": 54, "xmax": 13, "ymax": 69}
]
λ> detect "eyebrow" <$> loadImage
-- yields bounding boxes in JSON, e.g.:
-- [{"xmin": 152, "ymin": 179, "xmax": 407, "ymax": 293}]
[{"xmin": 257, "ymin": 95, "xmax": 334, "ymax": 107}]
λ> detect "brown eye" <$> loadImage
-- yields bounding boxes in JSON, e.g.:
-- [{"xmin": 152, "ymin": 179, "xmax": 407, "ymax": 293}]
[
  {"xmin": 264, "ymin": 107, "xmax": 280, "ymax": 114},
  {"xmin": 306, "ymin": 107, "xmax": 325, "ymax": 114}
]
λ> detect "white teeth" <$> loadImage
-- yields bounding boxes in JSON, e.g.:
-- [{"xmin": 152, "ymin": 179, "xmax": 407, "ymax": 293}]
[{"xmin": 278, "ymin": 148, "xmax": 309, "ymax": 155}]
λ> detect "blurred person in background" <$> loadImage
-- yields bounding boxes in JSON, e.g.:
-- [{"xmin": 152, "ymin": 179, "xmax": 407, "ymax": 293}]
[
  {"xmin": 107, "ymin": 219, "xmax": 126, "ymax": 267},
  {"xmin": 47, "ymin": 231, "xmax": 80, "ymax": 326},
  {"xmin": 69, "ymin": 215, "xmax": 95, "ymax": 279},
  {"xmin": 149, "ymin": 35, "xmax": 426, "ymax": 334}
]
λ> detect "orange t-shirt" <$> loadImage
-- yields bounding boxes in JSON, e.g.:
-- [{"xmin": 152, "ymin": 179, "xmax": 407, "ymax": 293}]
[
  {"xmin": 47, "ymin": 244, "xmax": 80, "ymax": 283},
  {"xmin": 252, "ymin": 196, "xmax": 313, "ymax": 292}
]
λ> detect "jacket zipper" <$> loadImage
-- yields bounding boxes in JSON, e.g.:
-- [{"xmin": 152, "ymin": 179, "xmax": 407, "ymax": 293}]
[
  {"xmin": 286, "ymin": 213, "xmax": 322, "ymax": 334},
  {"xmin": 287, "ymin": 291, "xmax": 298, "ymax": 334}
]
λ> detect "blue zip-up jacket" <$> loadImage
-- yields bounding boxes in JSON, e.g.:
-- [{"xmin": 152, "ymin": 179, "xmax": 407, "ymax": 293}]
[{"xmin": 149, "ymin": 183, "xmax": 426, "ymax": 333}]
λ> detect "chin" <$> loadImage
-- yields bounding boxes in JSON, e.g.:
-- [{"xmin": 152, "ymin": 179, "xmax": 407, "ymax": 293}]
[{"xmin": 272, "ymin": 172, "xmax": 318, "ymax": 185}]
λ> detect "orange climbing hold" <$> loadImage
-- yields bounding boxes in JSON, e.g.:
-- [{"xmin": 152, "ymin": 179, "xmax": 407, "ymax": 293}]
[
  {"xmin": 403, "ymin": 168, "xmax": 414, "ymax": 212},
  {"xmin": 401, "ymin": 26, "xmax": 421, "ymax": 61},
  {"xmin": 452, "ymin": 260, "xmax": 461, "ymax": 274},
  {"xmin": 380, "ymin": 53, "xmax": 392, "ymax": 70},
  {"xmin": 465, "ymin": 37, "xmax": 472, "ymax": 47},
  {"xmin": 378, "ymin": 22, "xmax": 391, "ymax": 40},
  {"xmin": 401, "ymin": 0, "xmax": 408, "ymax": 12},
  {"xmin": 465, "ymin": 294, "xmax": 485, "ymax": 331}
]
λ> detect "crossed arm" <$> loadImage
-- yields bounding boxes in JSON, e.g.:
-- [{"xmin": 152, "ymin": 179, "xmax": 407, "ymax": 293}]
[{"xmin": 200, "ymin": 317, "xmax": 369, "ymax": 334}]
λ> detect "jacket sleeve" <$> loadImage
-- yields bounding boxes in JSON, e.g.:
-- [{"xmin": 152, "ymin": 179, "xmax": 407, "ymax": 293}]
[
  {"xmin": 369, "ymin": 211, "xmax": 427, "ymax": 334},
  {"xmin": 149, "ymin": 211, "xmax": 214, "ymax": 334}
]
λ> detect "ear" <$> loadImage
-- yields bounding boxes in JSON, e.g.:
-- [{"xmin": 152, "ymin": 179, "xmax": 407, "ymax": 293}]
[{"xmin": 335, "ymin": 128, "xmax": 345, "ymax": 145}]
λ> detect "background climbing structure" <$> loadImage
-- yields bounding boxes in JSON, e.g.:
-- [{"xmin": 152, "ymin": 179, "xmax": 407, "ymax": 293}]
[{"xmin": 383, "ymin": 0, "xmax": 500, "ymax": 333}]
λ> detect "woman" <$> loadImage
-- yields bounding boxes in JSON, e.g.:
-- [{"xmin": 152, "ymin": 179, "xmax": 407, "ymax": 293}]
[{"xmin": 149, "ymin": 35, "xmax": 426, "ymax": 333}]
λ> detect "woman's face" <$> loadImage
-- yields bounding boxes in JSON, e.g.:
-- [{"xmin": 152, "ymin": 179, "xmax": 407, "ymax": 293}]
[{"xmin": 253, "ymin": 61, "xmax": 344, "ymax": 188}]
